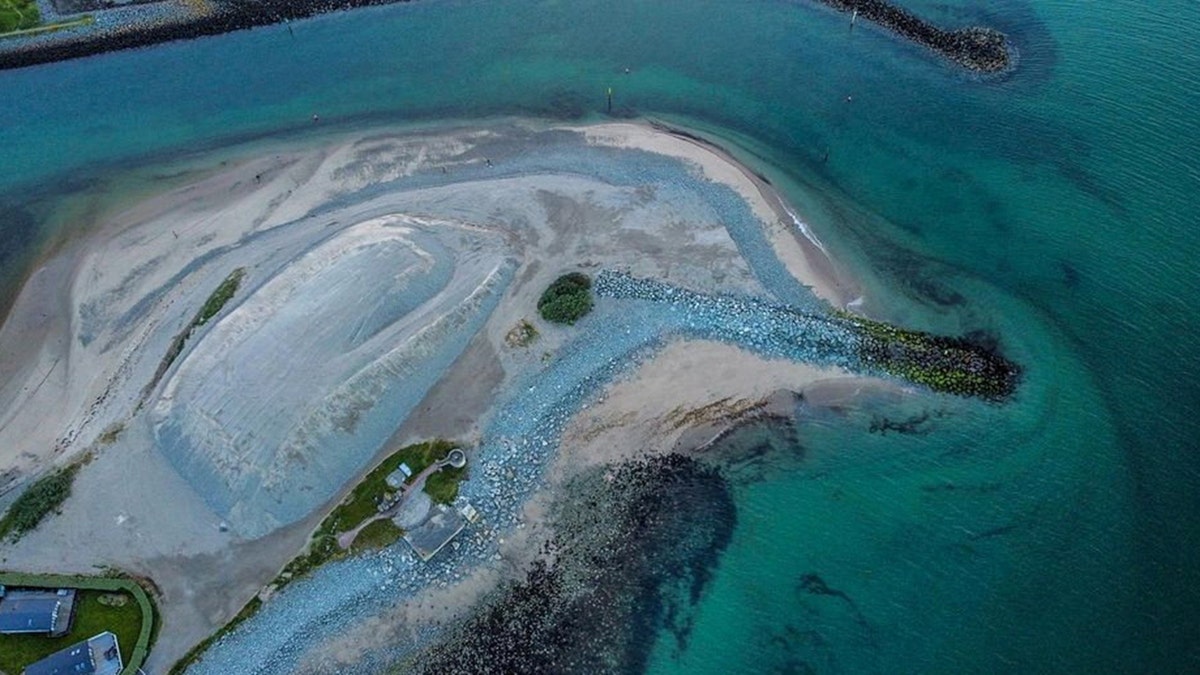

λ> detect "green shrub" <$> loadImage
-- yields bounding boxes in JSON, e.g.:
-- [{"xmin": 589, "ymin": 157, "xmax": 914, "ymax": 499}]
[
  {"xmin": 0, "ymin": 466, "xmax": 78, "ymax": 541},
  {"xmin": 196, "ymin": 268, "xmax": 245, "ymax": 326},
  {"xmin": 537, "ymin": 272, "xmax": 593, "ymax": 325}
]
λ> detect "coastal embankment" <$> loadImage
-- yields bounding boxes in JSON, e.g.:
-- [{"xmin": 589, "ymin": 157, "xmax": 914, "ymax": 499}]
[
  {"xmin": 0, "ymin": 0, "xmax": 407, "ymax": 70},
  {"xmin": 0, "ymin": 0, "xmax": 1010, "ymax": 73}
]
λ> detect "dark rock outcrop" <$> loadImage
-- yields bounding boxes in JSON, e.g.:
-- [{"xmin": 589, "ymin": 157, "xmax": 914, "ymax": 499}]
[
  {"xmin": 408, "ymin": 454, "xmax": 736, "ymax": 675},
  {"xmin": 815, "ymin": 0, "xmax": 1011, "ymax": 73},
  {"xmin": 0, "ymin": 0, "xmax": 408, "ymax": 71}
]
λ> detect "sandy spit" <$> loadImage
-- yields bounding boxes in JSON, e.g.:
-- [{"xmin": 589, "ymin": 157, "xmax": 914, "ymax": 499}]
[{"xmin": 0, "ymin": 118, "xmax": 878, "ymax": 671}]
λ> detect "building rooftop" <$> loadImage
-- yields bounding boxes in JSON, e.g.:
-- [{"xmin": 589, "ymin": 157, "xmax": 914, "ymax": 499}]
[
  {"xmin": 402, "ymin": 503, "xmax": 467, "ymax": 561},
  {"xmin": 0, "ymin": 588, "xmax": 76, "ymax": 637},
  {"xmin": 384, "ymin": 463, "xmax": 413, "ymax": 489},
  {"xmin": 23, "ymin": 631, "xmax": 122, "ymax": 675}
]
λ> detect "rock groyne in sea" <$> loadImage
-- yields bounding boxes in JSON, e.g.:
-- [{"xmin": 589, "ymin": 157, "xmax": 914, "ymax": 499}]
[
  {"xmin": 814, "ymin": 0, "xmax": 1011, "ymax": 73},
  {"xmin": 0, "ymin": 0, "xmax": 408, "ymax": 71},
  {"xmin": 1, "ymin": 0, "xmax": 1012, "ymax": 73}
]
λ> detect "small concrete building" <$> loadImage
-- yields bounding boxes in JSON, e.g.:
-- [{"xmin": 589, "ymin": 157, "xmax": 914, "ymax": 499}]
[
  {"xmin": 384, "ymin": 463, "xmax": 413, "ymax": 490},
  {"xmin": 23, "ymin": 631, "xmax": 122, "ymax": 675},
  {"xmin": 460, "ymin": 502, "xmax": 480, "ymax": 524},
  {"xmin": 0, "ymin": 587, "xmax": 76, "ymax": 637}
]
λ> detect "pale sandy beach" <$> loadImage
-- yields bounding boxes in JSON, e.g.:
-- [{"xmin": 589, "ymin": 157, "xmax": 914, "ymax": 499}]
[{"xmin": 0, "ymin": 119, "xmax": 882, "ymax": 671}]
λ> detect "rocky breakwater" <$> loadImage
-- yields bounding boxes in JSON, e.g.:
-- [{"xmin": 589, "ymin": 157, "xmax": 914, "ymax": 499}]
[
  {"xmin": 0, "ymin": 0, "xmax": 411, "ymax": 70},
  {"xmin": 835, "ymin": 312, "xmax": 1021, "ymax": 401},
  {"xmin": 409, "ymin": 454, "xmax": 736, "ymax": 675},
  {"xmin": 815, "ymin": 0, "xmax": 1011, "ymax": 73},
  {"xmin": 594, "ymin": 271, "xmax": 1020, "ymax": 401}
]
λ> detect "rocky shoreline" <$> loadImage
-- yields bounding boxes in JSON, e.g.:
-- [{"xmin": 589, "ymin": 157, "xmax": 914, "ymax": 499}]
[
  {"xmin": 405, "ymin": 454, "xmax": 737, "ymax": 675},
  {"xmin": 815, "ymin": 0, "xmax": 1011, "ymax": 73},
  {"xmin": 0, "ymin": 0, "xmax": 1010, "ymax": 73},
  {"xmin": 0, "ymin": 0, "xmax": 407, "ymax": 71}
]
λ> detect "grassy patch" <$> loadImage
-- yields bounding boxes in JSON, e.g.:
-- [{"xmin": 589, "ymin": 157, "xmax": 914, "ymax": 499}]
[
  {"xmin": 316, "ymin": 439, "xmax": 458, "ymax": 538},
  {"xmin": 537, "ymin": 272, "xmax": 593, "ymax": 325},
  {"xmin": 276, "ymin": 439, "xmax": 462, "ymax": 585},
  {"xmin": 0, "ymin": 590, "xmax": 142, "ymax": 674},
  {"xmin": 0, "ymin": 0, "xmax": 39, "ymax": 34},
  {"xmin": 196, "ymin": 268, "xmax": 245, "ymax": 326},
  {"xmin": 351, "ymin": 519, "xmax": 403, "ymax": 552},
  {"xmin": 0, "ymin": 465, "xmax": 78, "ymax": 542},
  {"xmin": 504, "ymin": 318, "xmax": 539, "ymax": 348},
  {"xmin": 424, "ymin": 464, "xmax": 465, "ymax": 505}
]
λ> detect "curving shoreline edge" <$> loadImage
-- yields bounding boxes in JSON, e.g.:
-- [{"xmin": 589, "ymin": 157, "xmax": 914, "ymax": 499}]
[{"xmin": 0, "ymin": 0, "xmax": 1011, "ymax": 73}]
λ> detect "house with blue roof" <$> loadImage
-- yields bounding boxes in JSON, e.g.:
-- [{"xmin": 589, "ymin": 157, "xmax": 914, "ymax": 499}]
[
  {"xmin": 0, "ymin": 586, "xmax": 76, "ymax": 637},
  {"xmin": 22, "ymin": 631, "xmax": 122, "ymax": 675}
]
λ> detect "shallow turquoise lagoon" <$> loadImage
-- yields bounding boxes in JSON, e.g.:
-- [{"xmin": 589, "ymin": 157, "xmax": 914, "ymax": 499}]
[{"xmin": 1, "ymin": 0, "xmax": 1197, "ymax": 671}]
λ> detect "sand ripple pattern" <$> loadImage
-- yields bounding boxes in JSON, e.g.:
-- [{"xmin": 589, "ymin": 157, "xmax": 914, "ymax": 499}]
[{"xmin": 152, "ymin": 219, "xmax": 513, "ymax": 538}]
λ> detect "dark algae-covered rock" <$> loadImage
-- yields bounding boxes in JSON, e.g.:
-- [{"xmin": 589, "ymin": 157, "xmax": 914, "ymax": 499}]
[
  {"xmin": 410, "ymin": 454, "xmax": 736, "ymax": 675},
  {"xmin": 814, "ymin": 0, "xmax": 1012, "ymax": 73},
  {"xmin": 837, "ymin": 312, "xmax": 1021, "ymax": 401}
]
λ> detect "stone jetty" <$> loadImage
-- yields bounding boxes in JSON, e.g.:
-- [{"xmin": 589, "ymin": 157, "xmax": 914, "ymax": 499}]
[{"xmin": 818, "ymin": 0, "xmax": 1011, "ymax": 73}]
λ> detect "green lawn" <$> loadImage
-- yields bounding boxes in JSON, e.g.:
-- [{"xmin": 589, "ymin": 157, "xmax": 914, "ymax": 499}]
[
  {"xmin": 0, "ymin": 590, "xmax": 142, "ymax": 674},
  {"xmin": 317, "ymin": 438, "xmax": 462, "ymax": 540},
  {"xmin": 276, "ymin": 439, "xmax": 464, "ymax": 585},
  {"xmin": 0, "ymin": 0, "xmax": 40, "ymax": 35},
  {"xmin": 351, "ymin": 519, "xmax": 403, "ymax": 552}
]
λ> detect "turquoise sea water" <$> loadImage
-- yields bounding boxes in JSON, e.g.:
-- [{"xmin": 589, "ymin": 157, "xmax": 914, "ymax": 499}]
[{"xmin": 2, "ymin": 0, "xmax": 1197, "ymax": 671}]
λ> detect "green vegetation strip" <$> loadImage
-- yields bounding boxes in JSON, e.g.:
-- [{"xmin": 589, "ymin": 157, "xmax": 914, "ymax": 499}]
[
  {"xmin": 0, "ymin": 465, "xmax": 78, "ymax": 543},
  {"xmin": 0, "ymin": 572, "xmax": 157, "ymax": 675},
  {"xmin": 352, "ymin": 519, "xmax": 404, "ymax": 552},
  {"xmin": 168, "ymin": 596, "xmax": 260, "ymax": 675},
  {"xmin": 171, "ymin": 439, "xmax": 463, "ymax": 674},
  {"xmin": 145, "ymin": 268, "xmax": 246, "ymax": 397},
  {"xmin": 0, "ymin": 0, "xmax": 39, "ymax": 34},
  {"xmin": 196, "ymin": 268, "xmax": 245, "ymax": 326},
  {"xmin": 279, "ymin": 438, "xmax": 462, "ymax": 584},
  {"xmin": 538, "ymin": 272, "xmax": 593, "ymax": 325},
  {"xmin": 1, "ymin": 14, "xmax": 94, "ymax": 38}
]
